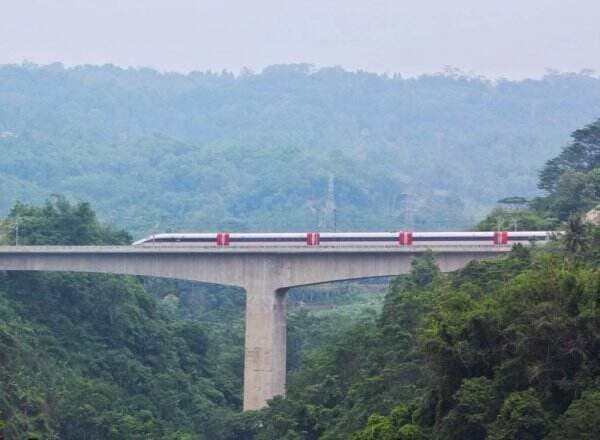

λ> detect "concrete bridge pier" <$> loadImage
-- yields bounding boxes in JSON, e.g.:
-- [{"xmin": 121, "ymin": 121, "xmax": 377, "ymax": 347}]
[{"xmin": 243, "ymin": 281, "xmax": 288, "ymax": 411}]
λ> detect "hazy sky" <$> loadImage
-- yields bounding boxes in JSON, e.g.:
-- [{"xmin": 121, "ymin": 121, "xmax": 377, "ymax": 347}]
[{"xmin": 1, "ymin": 0, "xmax": 599, "ymax": 78}]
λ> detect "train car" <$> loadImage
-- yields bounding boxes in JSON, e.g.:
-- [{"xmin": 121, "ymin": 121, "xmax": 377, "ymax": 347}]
[
  {"xmin": 132, "ymin": 233, "xmax": 216, "ymax": 246},
  {"xmin": 132, "ymin": 231, "xmax": 554, "ymax": 247}
]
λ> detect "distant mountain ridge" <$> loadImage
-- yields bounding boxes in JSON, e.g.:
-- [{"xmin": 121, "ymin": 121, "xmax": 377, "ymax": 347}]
[{"xmin": 1, "ymin": 63, "xmax": 600, "ymax": 235}]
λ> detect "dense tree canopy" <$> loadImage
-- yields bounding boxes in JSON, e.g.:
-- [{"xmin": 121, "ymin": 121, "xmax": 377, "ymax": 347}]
[
  {"xmin": 534, "ymin": 119, "xmax": 600, "ymax": 221},
  {"xmin": 0, "ymin": 198, "xmax": 244, "ymax": 438},
  {"xmin": 3, "ymin": 195, "xmax": 131, "ymax": 245}
]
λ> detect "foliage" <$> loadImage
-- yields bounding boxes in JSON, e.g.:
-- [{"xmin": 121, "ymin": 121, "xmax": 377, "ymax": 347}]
[
  {"xmin": 487, "ymin": 390, "xmax": 549, "ymax": 440},
  {"xmin": 0, "ymin": 199, "xmax": 242, "ymax": 438},
  {"xmin": 539, "ymin": 119, "xmax": 600, "ymax": 192},
  {"xmin": 548, "ymin": 390, "xmax": 600, "ymax": 439},
  {"xmin": 5, "ymin": 195, "xmax": 131, "ymax": 245},
  {"xmin": 534, "ymin": 118, "xmax": 600, "ymax": 221},
  {"xmin": 353, "ymin": 408, "xmax": 424, "ymax": 440},
  {"xmin": 474, "ymin": 207, "xmax": 554, "ymax": 231}
]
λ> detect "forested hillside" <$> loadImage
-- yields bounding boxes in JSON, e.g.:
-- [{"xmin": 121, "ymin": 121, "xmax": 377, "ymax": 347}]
[
  {"xmin": 241, "ymin": 120, "xmax": 600, "ymax": 439},
  {"xmin": 0, "ymin": 198, "xmax": 250, "ymax": 438},
  {"xmin": 2, "ymin": 64, "xmax": 600, "ymax": 234}
]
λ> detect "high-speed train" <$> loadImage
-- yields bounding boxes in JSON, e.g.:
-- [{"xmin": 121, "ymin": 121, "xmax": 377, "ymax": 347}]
[{"xmin": 132, "ymin": 231, "xmax": 554, "ymax": 247}]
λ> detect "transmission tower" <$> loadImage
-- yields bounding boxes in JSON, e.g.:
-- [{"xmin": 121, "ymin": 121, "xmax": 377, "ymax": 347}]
[{"xmin": 326, "ymin": 174, "xmax": 337, "ymax": 231}]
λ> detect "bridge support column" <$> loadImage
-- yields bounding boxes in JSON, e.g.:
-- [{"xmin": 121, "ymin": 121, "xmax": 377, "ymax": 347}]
[{"xmin": 243, "ymin": 283, "xmax": 288, "ymax": 411}]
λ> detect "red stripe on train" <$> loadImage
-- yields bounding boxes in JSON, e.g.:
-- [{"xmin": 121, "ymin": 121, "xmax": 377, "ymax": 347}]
[
  {"xmin": 306, "ymin": 232, "xmax": 320, "ymax": 246},
  {"xmin": 493, "ymin": 231, "xmax": 508, "ymax": 245},
  {"xmin": 216, "ymin": 232, "xmax": 230, "ymax": 246},
  {"xmin": 398, "ymin": 231, "xmax": 413, "ymax": 246}
]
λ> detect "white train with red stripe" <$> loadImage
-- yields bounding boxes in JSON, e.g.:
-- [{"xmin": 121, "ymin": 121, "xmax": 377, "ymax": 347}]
[{"xmin": 132, "ymin": 231, "xmax": 553, "ymax": 247}]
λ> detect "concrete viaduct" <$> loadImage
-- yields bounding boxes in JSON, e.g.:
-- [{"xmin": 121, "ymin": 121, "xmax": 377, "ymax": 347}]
[{"xmin": 0, "ymin": 245, "xmax": 511, "ymax": 410}]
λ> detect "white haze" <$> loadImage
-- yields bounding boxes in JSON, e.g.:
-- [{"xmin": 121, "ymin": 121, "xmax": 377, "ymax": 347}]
[{"xmin": 1, "ymin": 0, "xmax": 599, "ymax": 79}]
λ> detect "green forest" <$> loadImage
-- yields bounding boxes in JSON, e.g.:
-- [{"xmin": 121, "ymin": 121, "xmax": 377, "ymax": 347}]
[
  {"xmin": 0, "ymin": 63, "xmax": 599, "ymax": 438},
  {"xmin": 2, "ymin": 64, "xmax": 600, "ymax": 234}
]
